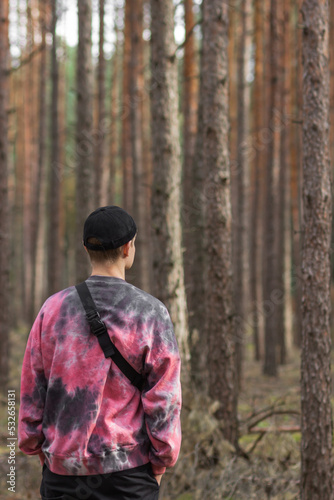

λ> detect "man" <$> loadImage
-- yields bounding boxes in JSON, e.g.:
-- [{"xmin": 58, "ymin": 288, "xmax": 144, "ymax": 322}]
[{"xmin": 18, "ymin": 206, "xmax": 182, "ymax": 500}]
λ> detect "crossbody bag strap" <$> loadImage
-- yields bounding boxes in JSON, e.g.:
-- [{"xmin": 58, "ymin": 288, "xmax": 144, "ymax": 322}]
[{"xmin": 75, "ymin": 281, "xmax": 144, "ymax": 390}]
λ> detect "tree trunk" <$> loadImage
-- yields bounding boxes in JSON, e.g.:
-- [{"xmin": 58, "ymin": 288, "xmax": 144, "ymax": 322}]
[
  {"xmin": 150, "ymin": 0, "xmax": 189, "ymax": 363},
  {"xmin": 0, "ymin": 0, "xmax": 10, "ymax": 392},
  {"xmin": 75, "ymin": 0, "xmax": 93, "ymax": 283},
  {"xmin": 234, "ymin": 0, "xmax": 252, "ymax": 387},
  {"xmin": 31, "ymin": 0, "xmax": 48, "ymax": 315},
  {"xmin": 202, "ymin": 0, "xmax": 238, "ymax": 444},
  {"xmin": 122, "ymin": 0, "xmax": 133, "ymax": 213},
  {"xmin": 94, "ymin": 0, "xmax": 106, "ymax": 207},
  {"xmin": 182, "ymin": 0, "xmax": 203, "ymax": 387},
  {"xmin": 300, "ymin": 0, "xmax": 333, "ymax": 498},
  {"xmin": 263, "ymin": 0, "xmax": 283, "ymax": 377},
  {"xmin": 250, "ymin": 0, "xmax": 266, "ymax": 362},
  {"xmin": 47, "ymin": 0, "xmax": 61, "ymax": 296},
  {"xmin": 129, "ymin": 0, "xmax": 151, "ymax": 292}
]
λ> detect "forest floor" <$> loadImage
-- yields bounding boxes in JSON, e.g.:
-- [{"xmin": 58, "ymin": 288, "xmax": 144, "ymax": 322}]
[{"xmin": 0, "ymin": 325, "xmax": 333, "ymax": 500}]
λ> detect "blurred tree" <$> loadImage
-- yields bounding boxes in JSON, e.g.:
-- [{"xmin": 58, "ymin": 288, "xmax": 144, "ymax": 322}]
[
  {"xmin": 250, "ymin": 0, "xmax": 266, "ymax": 361},
  {"xmin": 94, "ymin": 0, "xmax": 106, "ymax": 207},
  {"xmin": 122, "ymin": 0, "xmax": 133, "ymax": 213},
  {"xmin": 201, "ymin": 0, "xmax": 238, "ymax": 444},
  {"xmin": 0, "ymin": 0, "xmax": 10, "ymax": 392},
  {"xmin": 300, "ymin": 0, "xmax": 333, "ymax": 498},
  {"xmin": 182, "ymin": 0, "xmax": 203, "ymax": 387},
  {"xmin": 234, "ymin": 0, "xmax": 252, "ymax": 387},
  {"xmin": 75, "ymin": 0, "xmax": 93, "ymax": 282},
  {"xmin": 263, "ymin": 0, "xmax": 283, "ymax": 377},
  {"xmin": 47, "ymin": 0, "xmax": 62, "ymax": 296},
  {"xmin": 129, "ymin": 0, "xmax": 151, "ymax": 292},
  {"xmin": 150, "ymin": 0, "xmax": 189, "ymax": 362}
]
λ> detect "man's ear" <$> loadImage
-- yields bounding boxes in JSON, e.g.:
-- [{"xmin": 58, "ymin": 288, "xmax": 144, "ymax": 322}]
[{"xmin": 122, "ymin": 241, "xmax": 131, "ymax": 257}]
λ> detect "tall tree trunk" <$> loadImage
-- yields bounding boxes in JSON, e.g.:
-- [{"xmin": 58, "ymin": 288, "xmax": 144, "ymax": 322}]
[
  {"xmin": 0, "ymin": 0, "xmax": 10, "ymax": 392},
  {"xmin": 150, "ymin": 0, "xmax": 189, "ymax": 363},
  {"xmin": 75, "ymin": 0, "xmax": 93, "ymax": 282},
  {"xmin": 250, "ymin": 0, "xmax": 266, "ymax": 361},
  {"xmin": 122, "ymin": 0, "xmax": 133, "ymax": 212},
  {"xmin": 94, "ymin": 0, "xmax": 106, "ymax": 207},
  {"xmin": 129, "ymin": 0, "xmax": 150, "ymax": 292},
  {"xmin": 263, "ymin": 0, "xmax": 283, "ymax": 377},
  {"xmin": 31, "ymin": 0, "xmax": 48, "ymax": 315},
  {"xmin": 47, "ymin": 0, "xmax": 61, "ymax": 296},
  {"xmin": 182, "ymin": 0, "xmax": 202, "ymax": 386},
  {"xmin": 300, "ymin": 0, "xmax": 333, "ymax": 498},
  {"xmin": 234, "ymin": 0, "xmax": 252, "ymax": 387},
  {"xmin": 202, "ymin": 0, "xmax": 238, "ymax": 444},
  {"xmin": 109, "ymin": 20, "xmax": 120, "ymax": 205},
  {"xmin": 291, "ymin": 0, "xmax": 303, "ymax": 348}
]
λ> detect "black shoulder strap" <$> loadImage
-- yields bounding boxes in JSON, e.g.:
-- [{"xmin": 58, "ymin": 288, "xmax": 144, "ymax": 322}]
[{"xmin": 75, "ymin": 281, "xmax": 144, "ymax": 390}]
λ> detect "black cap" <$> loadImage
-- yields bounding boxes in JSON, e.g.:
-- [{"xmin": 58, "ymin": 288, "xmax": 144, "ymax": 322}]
[{"xmin": 83, "ymin": 206, "xmax": 137, "ymax": 251}]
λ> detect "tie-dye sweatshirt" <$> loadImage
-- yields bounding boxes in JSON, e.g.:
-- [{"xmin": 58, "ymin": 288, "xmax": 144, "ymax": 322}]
[{"xmin": 18, "ymin": 275, "xmax": 182, "ymax": 476}]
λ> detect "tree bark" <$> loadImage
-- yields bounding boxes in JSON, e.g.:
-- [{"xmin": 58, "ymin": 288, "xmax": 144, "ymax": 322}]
[
  {"xmin": 94, "ymin": 0, "xmax": 106, "ymax": 207},
  {"xmin": 263, "ymin": 0, "xmax": 283, "ymax": 377},
  {"xmin": 150, "ymin": 0, "xmax": 189, "ymax": 362},
  {"xmin": 0, "ymin": 0, "xmax": 10, "ymax": 392},
  {"xmin": 31, "ymin": 0, "xmax": 48, "ymax": 315},
  {"xmin": 234, "ymin": 0, "xmax": 252, "ymax": 387},
  {"xmin": 47, "ymin": 0, "xmax": 62, "ymax": 296},
  {"xmin": 182, "ymin": 0, "xmax": 203, "ymax": 387},
  {"xmin": 250, "ymin": 0, "xmax": 266, "ymax": 362},
  {"xmin": 129, "ymin": 0, "xmax": 151, "ymax": 292},
  {"xmin": 121, "ymin": 0, "xmax": 133, "ymax": 213},
  {"xmin": 300, "ymin": 0, "xmax": 333, "ymax": 498},
  {"xmin": 75, "ymin": 0, "xmax": 93, "ymax": 283},
  {"xmin": 202, "ymin": 0, "xmax": 238, "ymax": 444}
]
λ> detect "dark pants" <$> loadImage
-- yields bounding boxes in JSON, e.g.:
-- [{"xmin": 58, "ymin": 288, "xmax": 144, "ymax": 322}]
[{"xmin": 40, "ymin": 463, "xmax": 160, "ymax": 500}]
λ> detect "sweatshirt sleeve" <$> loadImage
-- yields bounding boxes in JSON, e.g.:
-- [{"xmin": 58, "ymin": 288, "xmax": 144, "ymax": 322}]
[
  {"xmin": 141, "ymin": 305, "xmax": 182, "ymax": 475},
  {"xmin": 18, "ymin": 309, "xmax": 47, "ymax": 456}
]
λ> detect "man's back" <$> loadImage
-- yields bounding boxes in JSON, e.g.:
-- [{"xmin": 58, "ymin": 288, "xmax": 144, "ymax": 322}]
[{"xmin": 18, "ymin": 275, "xmax": 182, "ymax": 477}]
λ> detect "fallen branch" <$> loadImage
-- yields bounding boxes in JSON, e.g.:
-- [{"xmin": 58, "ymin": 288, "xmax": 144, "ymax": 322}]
[
  {"xmin": 247, "ymin": 409, "xmax": 300, "ymax": 432},
  {"xmin": 248, "ymin": 426, "xmax": 300, "ymax": 434}
]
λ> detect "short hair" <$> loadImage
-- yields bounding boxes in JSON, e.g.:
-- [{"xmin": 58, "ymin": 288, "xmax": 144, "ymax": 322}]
[{"xmin": 86, "ymin": 237, "xmax": 123, "ymax": 265}]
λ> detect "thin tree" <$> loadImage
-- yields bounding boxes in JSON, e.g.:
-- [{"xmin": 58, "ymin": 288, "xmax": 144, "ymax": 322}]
[
  {"xmin": 250, "ymin": 0, "xmax": 266, "ymax": 361},
  {"xmin": 94, "ymin": 0, "xmax": 106, "ymax": 207},
  {"xmin": 150, "ymin": 0, "xmax": 189, "ymax": 362},
  {"xmin": 129, "ymin": 0, "xmax": 151, "ymax": 292},
  {"xmin": 183, "ymin": 0, "xmax": 206, "ymax": 389},
  {"xmin": 202, "ymin": 0, "xmax": 238, "ymax": 444},
  {"xmin": 0, "ymin": 0, "xmax": 10, "ymax": 392},
  {"xmin": 75, "ymin": 0, "xmax": 93, "ymax": 283},
  {"xmin": 121, "ymin": 0, "xmax": 133, "ymax": 212},
  {"xmin": 31, "ymin": 0, "xmax": 48, "ymax": 315},
  {"xmin": 300, "ymin": 0, "xmax": 333, "ymax": 497},
  {"xmin": 262, "ymin": 0, "xmax": 283, "ymax": 376},
  {"xmin": 47, "ymin": 0, "xmax": 61, "ymax": 296},
  {"xmin": 234, "ymin": 0, "xmax": 252, "ymax": 386}
]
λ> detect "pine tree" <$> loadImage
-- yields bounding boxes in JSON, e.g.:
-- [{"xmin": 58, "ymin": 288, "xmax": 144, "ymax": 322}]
[{"xmin": 300, "ymin": 0, "xmax": 333, "ymax": 497}]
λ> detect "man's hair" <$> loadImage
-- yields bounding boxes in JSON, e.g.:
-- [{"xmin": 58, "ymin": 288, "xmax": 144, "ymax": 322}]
[{"xmin": 86, "ymin": 237, "xmax": 123, "ymax": 264}]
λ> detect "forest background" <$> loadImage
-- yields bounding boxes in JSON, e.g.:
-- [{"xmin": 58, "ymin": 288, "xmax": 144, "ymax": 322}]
[{"xmin": 0, "ymin": 0, "xmax": 333, "ymax": 499}]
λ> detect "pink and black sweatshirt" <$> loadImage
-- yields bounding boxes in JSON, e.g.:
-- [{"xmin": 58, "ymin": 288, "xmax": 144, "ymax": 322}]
[{"xmin": 18, "ymin": 275, "xmax": 182, "ymax": 476}]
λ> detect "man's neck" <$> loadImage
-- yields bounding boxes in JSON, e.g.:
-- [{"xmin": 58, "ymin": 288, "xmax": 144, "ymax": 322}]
[{"xmin": 90, "ymin": 264, "xmax": 125, "ymax": 280}]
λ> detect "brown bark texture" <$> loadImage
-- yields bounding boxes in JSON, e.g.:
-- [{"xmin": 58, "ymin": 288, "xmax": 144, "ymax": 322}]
[
  {"xmin": 0, "ymin": 0, "xmax": 10, "ymax": 392},
  {"xmin": 201, "ymin": 0, "xmax": 238, "ymax": 444},
  {"xmin": 47, "ymin": 0, "xmax": 61, "ymax": 296},
  {"xmin": 129, "ymin": 0, "xmax": 151, "ymax": 293},
  {"xmin": 150, "ymin": 0, "xmax": 189, "ymax": 362},
  {"xmin": 300, "ymin": 0, "xmax": 333, "ymax": 498},
  {"xmin": 122, "ymin": 0, "xmax": 133, "ymax": 213},
  {"xmin": 75, "ymin": 0, "xmax": 93, "ymax": 283},
  {"xmin": 182, "ymin": 0, "xmax": 205, "ymax": 388},
  {"xmin": 263, "ymin": 0, "xmax": 283, "ymax": 377},
  {"xmin": 250, "ymin": 0, "xmax": 266, "ymax": 361},
  {"xmin": 94, "ymin": 0, "xmax": 106, "ymax": 207}
]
